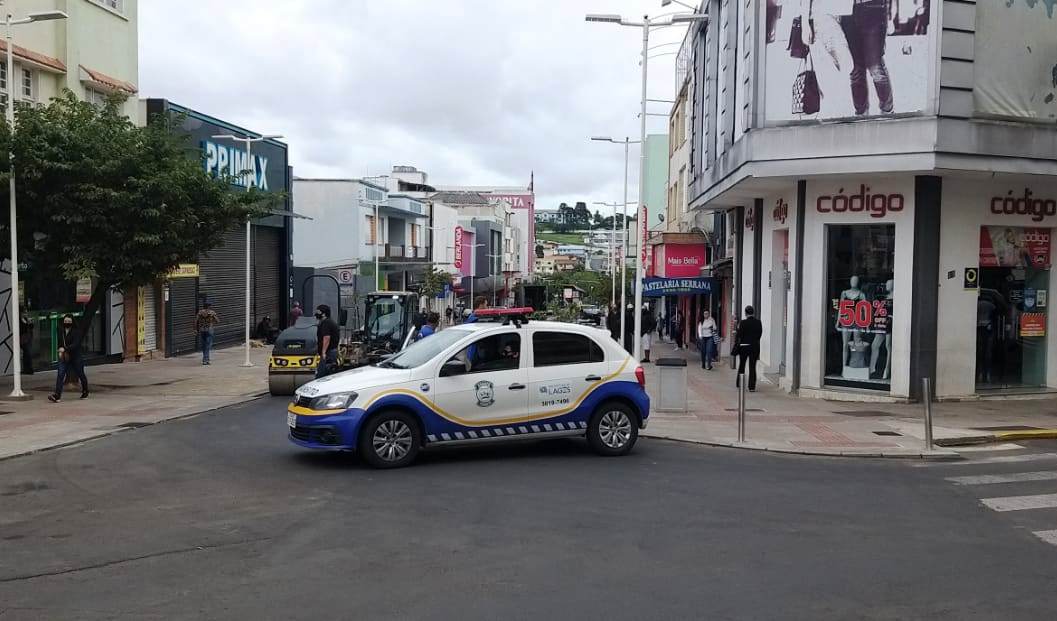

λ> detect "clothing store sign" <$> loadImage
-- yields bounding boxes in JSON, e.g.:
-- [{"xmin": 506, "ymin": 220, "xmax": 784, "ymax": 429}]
[
  {"xmin": 453, "ymin": 226, "xmax": 464, "ymax": 270},
  {"xmin": 989, "ymin": 189, "xmax": 1057, "ymax": 222},
  {"xmin": 764, "ymin": 0, "xmax": 934, "ymax": 122},
  {"xmin": 816, "ymin": 184, "xmax": 905, "ymax": 218},
  {"xmin": 979, "ymin": 227, "xmax": 1051, "ymax": 268},
  {"xmin": 663, "ymin": 245, "xmax": 707, "ymax": 278}
]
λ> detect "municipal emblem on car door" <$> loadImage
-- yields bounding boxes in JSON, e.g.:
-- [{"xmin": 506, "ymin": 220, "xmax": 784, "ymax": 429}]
[{"xmin": 474, "ymin": 381, "xmax": 495, "ymax": 407}]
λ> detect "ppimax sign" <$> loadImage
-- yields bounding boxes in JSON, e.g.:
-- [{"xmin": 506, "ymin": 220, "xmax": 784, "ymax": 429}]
[{"xmin": 202, "ymin": 141, "xmax": 271, "ymax": 190}]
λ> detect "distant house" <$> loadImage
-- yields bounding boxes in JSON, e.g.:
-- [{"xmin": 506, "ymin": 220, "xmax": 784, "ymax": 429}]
[{"xmin": 536, "ymin": 209, "xmax": 565, "ymax": 224}]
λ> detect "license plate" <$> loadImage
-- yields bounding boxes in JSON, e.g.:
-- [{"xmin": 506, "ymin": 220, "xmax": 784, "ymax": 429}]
[{"xmin": 287, "ymin": 412, "xmax": 297, "ymax": 428}]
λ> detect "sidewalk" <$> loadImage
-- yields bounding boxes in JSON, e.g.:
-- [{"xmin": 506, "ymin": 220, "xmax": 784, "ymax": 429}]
[
  {"xmin": 0, "ymin": 345, "xmax": 271, "ymax": 460},
  {"xmin": 641, "ymin": 339, "xmax": 1057, "ymax": 459}
]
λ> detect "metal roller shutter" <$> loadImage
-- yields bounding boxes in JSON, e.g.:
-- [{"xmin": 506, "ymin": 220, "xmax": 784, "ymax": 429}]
[
  {"xmin": 142, "ymin": 285, "xmax": 157, "ymax": 351},
  {"xmin": 253, "ymin": 225, "xmax": 282, "ymax": 328},
  {"xmin": 169, "ymin": 277, "xmax": 198, "ymax": 356},
  {"xmin": 200, "ymin": 227, "xmax": 248, "ymax": 348}
]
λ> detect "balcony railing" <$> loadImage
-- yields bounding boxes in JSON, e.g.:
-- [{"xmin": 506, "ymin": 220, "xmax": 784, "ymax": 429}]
[{"xmin": 382, "ymin": 244, "xmax": 430, "ymax": 260}]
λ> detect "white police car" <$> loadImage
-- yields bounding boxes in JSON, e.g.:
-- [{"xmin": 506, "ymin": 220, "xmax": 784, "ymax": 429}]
[{"xmin": 287, "ymin": 309, "xmax": 650, "ymax": 468}]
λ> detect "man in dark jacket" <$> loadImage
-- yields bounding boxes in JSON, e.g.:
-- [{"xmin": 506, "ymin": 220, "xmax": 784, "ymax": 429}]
[
  {"xmin": 48, "ymin": 314, "xmax": 88, "ymax": 402},
  {"xmin": 315, "ymin": 304, "xmax": 341, "ymax": 379},
  {"xmin": 735, "ymin": 305, "xmax": 763, "ymax": 391},
  {"xmin": 641, "ymin": 307, "xmax": 657, "ymax": 363},
  {"xmin": 606, "ymin": 306, "xmax": 620, "ymax": 341}
]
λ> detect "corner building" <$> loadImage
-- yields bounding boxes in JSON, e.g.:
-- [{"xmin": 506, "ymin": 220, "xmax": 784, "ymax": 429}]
[{"xmin": 685, "ymin": 0, "xmax": 1057, "ymax": 401}]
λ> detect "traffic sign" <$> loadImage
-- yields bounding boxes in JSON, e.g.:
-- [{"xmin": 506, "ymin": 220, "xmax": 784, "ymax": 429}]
[{"xmin": 337, "ymin": 269, "xmax": 355, "ymax": 285}]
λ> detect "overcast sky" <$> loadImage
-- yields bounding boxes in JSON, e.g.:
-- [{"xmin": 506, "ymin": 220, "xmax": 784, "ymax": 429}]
[{"xmin": 140, "ymin": 1, "xmax": 692, "ymax": 217}]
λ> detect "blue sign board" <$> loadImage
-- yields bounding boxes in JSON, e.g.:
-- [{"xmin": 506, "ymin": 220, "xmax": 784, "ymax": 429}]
[{"xmin": 642, "ymin": 277, "xmax": 714, "ymax": 297}]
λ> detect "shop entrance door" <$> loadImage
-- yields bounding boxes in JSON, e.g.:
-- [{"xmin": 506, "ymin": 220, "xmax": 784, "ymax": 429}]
[
  {"xmin": 976, "ymin": 266, "xmax": 1049, "ymax": 390},
  {"xmin": 773, "ymin": 230, "xmax": 790, "ymax": 375}
]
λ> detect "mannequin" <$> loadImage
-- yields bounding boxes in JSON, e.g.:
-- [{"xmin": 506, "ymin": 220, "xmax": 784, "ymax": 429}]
[
  {"xmin": 870, "ymin": 279, "xmax": 894, "ymax": 380},
  {"xmin": 838, "ymin": 275, "xmax": 866, "ymax": 366}
]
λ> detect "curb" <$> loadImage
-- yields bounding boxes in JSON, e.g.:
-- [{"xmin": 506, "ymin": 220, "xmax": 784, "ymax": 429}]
[
  {"xmin": 936, "ymin": 429, "xmax": 1057, "ymax": 447},
  {"xmin": 642, "ymin": 432, "xmax": 962, "ymax": 460},
  {"xmin": 0, "ymin": 391, "xmax": 269, "ymax": 463}
]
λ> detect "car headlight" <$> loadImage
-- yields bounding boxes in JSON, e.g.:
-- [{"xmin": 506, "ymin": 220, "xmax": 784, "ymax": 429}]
[{"xmin": 309, "ymin": 391, "xmax": 358, "ymax": 410}]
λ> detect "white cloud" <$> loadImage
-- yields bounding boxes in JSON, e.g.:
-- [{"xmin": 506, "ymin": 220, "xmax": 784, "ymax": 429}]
[{"xmin": 140, "ymin": 0, "xmax": 692, "ymax": 216}]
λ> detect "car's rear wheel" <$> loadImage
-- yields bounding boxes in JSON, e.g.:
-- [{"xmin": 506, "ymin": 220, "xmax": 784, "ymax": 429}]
[
  {"xmin": 359, "ymin": 410, "xmax": 421, "ymax": 469},
  {"xmin": 587, "ymin": 402, "xmax": 639, "ymax": 456}
]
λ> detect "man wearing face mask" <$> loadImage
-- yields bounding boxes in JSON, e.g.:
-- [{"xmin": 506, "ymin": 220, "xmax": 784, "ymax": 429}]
[
  {"xmin": 315, "ymin": 304, "xmax": 341, "ymax": 379},
  {"xmin": 48, "ymin": 314, "xmax": 88, "ymax": 403}
]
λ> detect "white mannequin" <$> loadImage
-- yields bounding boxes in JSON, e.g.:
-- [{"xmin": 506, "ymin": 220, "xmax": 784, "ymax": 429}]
[
  {"xmin": 838, "ymin": 275, "xmax": 865, "ymax": 366},
  {"xmin": 871, "ymin": 279, "xmax": 894, "ymax": 379}
]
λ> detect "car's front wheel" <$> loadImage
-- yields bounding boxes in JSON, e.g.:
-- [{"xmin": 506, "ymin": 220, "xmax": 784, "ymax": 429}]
[
  {"xmin": 587, "ymin": 402, "xmax": 639, "ymax": 456},
  {"xmin": 359, "ymin": 410, "xmax": 421, "ymax": 469}
]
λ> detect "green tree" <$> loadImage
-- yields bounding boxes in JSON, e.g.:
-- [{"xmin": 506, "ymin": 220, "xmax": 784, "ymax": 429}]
[
  {"xmin": 1, "ymin": 91, "xmax": 277, "ymax": 334},
  {"xmin": 573, "ymin": 201, "xmax": 591, "ymax": 226},
  {"xmin": 419, "ymin": 264, "xmax": 453, "ymax": 308}
]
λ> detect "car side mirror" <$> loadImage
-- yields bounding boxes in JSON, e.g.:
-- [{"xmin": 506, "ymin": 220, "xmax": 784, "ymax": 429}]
[{"xmin": 440, "ymin": 359, "xmax": 466, "ymax": 377}]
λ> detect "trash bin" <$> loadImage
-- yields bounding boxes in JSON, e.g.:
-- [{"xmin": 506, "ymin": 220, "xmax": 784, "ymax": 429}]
[{"xmin": 655, "ymin": 357, "xmax": 687, "ymax": 413}]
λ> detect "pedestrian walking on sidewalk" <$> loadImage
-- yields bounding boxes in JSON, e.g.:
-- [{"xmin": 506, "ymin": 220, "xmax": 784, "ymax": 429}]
[
  {"xmin": 641, "ymin": 305, "xmax": 657, "ymax": 363},
  {"xmin": 48, "ymin": 314, "xmax": 88, "ymax": 403},
  {"xmin": 734, "ymin": 306, "xmax": 763, "ymax": 391},
  {"xmin": 315, "ymin": 304, "xmax": 341, "ymax": 379},
  {"xmin": 672, "ymin": 311, "xmax": 684, "ymax": 350},
  {"xmin": 195, "ymin": 301, "xmax": 219, "ymax": 365},
  {"xmin": 697, "ymin": 310, "xmax": 718, "ymax": 370},
  {"xmin": 19, "ymin": 307, "xmax": 34, "ymax": 375},
  {"xmin": 607, "ymin": 305, "xmax": 621, "ymax": 342}
]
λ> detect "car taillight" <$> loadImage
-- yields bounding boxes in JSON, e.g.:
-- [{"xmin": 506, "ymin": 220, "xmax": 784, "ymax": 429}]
[{"xmin": 635, "ymin": 366, "xmax": 645, "ymax": 388}]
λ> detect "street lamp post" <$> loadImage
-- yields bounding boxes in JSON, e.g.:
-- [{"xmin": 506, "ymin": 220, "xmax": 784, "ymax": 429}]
[
  {"xmin": 467, "ymin": 242, "xmax": 485, "ymax": 306},
  {"xmin": 210, "ymin": 132, "xmax": 283, "ymax": 368},
  {"xmin": 4, "ymin": 7, "xmax": 67, "ymax": 400},
  {"xmin": 587, "ymin": 9, "xmax": 708, "ymax": 361},
  {"xmin": 591, "ymin": 137, "xmax": 640, "ymax": 343},
  {"xmin": 592, "ymin": 200, "xmax": 634, "ymax": 311}
]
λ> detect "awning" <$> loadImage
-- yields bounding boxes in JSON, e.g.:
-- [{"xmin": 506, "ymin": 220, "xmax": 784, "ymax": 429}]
[{"xmin": 79, "ymin": 65, "xmax": 137, "ymax": 94}]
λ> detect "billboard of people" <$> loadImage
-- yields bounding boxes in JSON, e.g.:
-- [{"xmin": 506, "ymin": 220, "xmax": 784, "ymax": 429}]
[
  {"xmin": 975, "ymin": 1, "xmax": 1057, "ymax": 121},
  {"xmin": 765, "ymin": 0, "xmax": 933, "ymax": 122}
]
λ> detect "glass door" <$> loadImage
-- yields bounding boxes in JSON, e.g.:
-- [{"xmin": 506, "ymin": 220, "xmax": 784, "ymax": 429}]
[{"xmin": 976, "ymin": 266, "xmax": 1049, "ymax": 389}]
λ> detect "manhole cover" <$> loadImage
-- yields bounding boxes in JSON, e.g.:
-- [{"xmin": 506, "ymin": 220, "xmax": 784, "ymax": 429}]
[
  {"xmin": 115, "ymin": 422, "xmax": 152, "ymax": 429},
  {"xmin": 971, "ymin": 425, "xmax": 1044, "ymax": 432},
  {"xmin": 724, "ymin": 408, "xmax": 765, "ymax": 412},
  {"xmin": 832, "ymin": 410, "xmax": 896, "ymax": 417},
  {"xmin": 873, "ymin": 430, "xmax": 903, "ymax": 437}
]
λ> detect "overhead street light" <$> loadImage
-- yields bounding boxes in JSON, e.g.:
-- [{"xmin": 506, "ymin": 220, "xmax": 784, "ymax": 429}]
[
  {"xmin": 586, "ymin": 8, "xmax": 708, "ymax": 362},
  {"xmin": 211, "ymin": 133, "xmax": 283, "ymax": 368},
  {"xmin": 589, "ymin": 136, "xmax": 641, "ymax": 345},
  {"xmin": 4, "ymin": 6, "xmax": 69, "ymax": 401},
  {"xmin": 662, "ymin": 0, "xmax": 702, "ymax": 12}
]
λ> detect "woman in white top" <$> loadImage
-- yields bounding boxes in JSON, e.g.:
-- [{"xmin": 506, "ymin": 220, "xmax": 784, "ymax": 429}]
[{"xmin": 697, "ymin": 311, "xmax": 718, "ymax": 370}]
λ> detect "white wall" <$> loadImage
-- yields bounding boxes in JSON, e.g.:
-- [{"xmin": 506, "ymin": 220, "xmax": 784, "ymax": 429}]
[
  {"xmin": 936, "ymin": 176, "xmax": 1057, "ymax": 397},
  {"xmin": 431, "ymin": 202, "xmax": 460, "ymax": 277},
  {"xmin": 758, "ymin": 190, "xmax": 796, "ymax": 380},
  {"xmin": 292, "ymin": 180, "xmax": 364, "ymax": 268},
  {"xmin": 799, "ymin": 176, "xmax": 916, "ymax": 398}
]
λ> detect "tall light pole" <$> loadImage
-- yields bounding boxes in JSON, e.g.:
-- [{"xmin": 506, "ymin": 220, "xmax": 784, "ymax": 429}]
[
  {"xmin": 587, "ymin": 9, "xmax": 708, "ymax": 361},
  {"xmin": 467, "ymin": 242, "xmax": 484, "ymax": 306},
  {"xmin": 4, "ymin": 8, "xmax": 67, "ymax": 399},
  {"xmin": 211, "ymin": 132, "xmax": 283, "ymax": 367},
  {"xmin": 592, "ymin": 137, "xmax": 640, "ymax": 343},
  {"xmin": 593, "ymin": 200, "xmax": 634, "ymax": 310}
]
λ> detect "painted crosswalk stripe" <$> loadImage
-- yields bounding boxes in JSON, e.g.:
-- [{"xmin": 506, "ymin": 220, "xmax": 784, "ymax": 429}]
[
  {"xmin": 946, "ymin": 471, "xmax": 1057, "ymax": 485},
  {"xmin": 980, "ymin": 493, "xmax": 1057, "ymax": 512},
  {"xmin": 1034, "ymin": 530, "xmax": 1057, "ymax": 546},
  {"xmin": 933, "ymin": 452, "xmax": 1057, "ymax": 466}
]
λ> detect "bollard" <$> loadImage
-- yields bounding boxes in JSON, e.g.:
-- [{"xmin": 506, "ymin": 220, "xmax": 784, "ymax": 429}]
[
  {"xmin": 922, "ymin": 377, "xmax": 934, "ymax": 450},
  {"xmin": 737, "ymin": 373, "xmax": 747, "ymax": 443}
]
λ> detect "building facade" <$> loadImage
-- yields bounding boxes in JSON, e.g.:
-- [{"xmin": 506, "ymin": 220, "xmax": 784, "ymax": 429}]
[
  {"xmin": 687, "ymin": 0, "xmax": 1057, "ymax": 401},
  {"xmin": 292, "ymin": 178, "xmax": 431, "ymax": 298},
  {"xmin": 0, "ymin": 0, "xmax": 140, "ymax": 374},
  {"xmin": 143, "ymin": 100, "xmax": 293, "ymax": 358}
]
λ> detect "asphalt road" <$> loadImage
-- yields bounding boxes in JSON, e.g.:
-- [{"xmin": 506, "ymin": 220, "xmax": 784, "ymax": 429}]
[{"xmin": 1, "ymin": 397, "xmax": 1056, "ymax": 620}]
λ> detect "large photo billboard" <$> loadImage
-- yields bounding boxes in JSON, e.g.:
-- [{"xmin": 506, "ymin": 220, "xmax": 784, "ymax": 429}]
[
  {"xmin": 975, "ymin": 1, "xmax": 1057, "ymax": 122},
  {"xmin": 764, "ymin": 0, "xmax": 933, "ymax": 122}
]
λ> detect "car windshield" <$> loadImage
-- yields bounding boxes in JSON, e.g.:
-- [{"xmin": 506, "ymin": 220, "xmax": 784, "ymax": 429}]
[
  {"xmin": 377, "ymin": 328, "xmax": 470, "ymax": 369},
  {"xmin": 364, "ymin": 296, "xmax": 407, "ymax": 346}
]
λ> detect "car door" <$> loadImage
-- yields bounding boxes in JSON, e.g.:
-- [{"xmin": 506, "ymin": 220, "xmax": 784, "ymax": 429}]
[
  {"xmin": 527, "ymin": 329, "xmax": 609, "ymax": 424},
  {"xmin": 431, "ymin": 329, "xmax": 528, "ymax": 428}
]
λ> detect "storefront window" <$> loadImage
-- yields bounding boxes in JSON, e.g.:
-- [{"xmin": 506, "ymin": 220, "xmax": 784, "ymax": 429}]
[
  {"xmin": 825, "ymin": 225, "xmax": 895, "ymax": 390},
  {"xmin": 976, "ymin": 226, "xmax": 1049, "ymax": 389}
]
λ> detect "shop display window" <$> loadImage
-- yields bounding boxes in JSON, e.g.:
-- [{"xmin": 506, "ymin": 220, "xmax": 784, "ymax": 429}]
[{"xmin": 824, "ymin": 225, "xmax": 895, "ymax": 390}]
